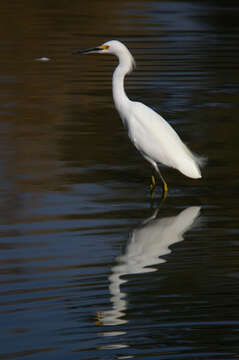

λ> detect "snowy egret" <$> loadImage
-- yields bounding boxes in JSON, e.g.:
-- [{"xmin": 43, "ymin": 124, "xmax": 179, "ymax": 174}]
[{"xmin": 74, "ymin": 40, "xmax": 204, "ymax": 198}]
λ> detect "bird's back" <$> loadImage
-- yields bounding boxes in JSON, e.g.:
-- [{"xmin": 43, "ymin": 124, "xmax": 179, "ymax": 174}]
[{"xmin": 125, "ymin": 101, "xmax": 202, "ymax": 179}]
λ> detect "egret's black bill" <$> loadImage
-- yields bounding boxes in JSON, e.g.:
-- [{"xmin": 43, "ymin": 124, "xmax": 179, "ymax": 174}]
[{"xmin": 72, "ymin": 47, "xmax": 100, "ymax": 55}]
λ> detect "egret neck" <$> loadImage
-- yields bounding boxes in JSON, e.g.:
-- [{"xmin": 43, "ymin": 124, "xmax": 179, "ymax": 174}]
[{"xmin": 112, "ymin": 50, "xmax": 134, "ymax": 122}]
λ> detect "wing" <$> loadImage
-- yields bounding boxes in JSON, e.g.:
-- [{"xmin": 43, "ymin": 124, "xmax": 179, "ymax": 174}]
[{"xmin": 127, "ymin": 101, "xmax": 202, "ymax": 178}]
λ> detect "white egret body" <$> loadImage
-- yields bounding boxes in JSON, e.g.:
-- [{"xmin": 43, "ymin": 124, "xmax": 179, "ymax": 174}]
[{"xmin": 74, "ymin": 40, "xmax": 204, "ymax": 197}]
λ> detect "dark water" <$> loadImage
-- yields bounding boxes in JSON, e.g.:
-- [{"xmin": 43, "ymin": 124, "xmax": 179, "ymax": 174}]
[{"xmin": 0, "ymin": 1, "xmax": 239, "ymax": 359}]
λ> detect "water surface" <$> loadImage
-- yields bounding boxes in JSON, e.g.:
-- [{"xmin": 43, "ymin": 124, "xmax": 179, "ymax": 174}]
[{"xmin": 0, "ymin": 1, "xmax": 239, "ymax": 359}]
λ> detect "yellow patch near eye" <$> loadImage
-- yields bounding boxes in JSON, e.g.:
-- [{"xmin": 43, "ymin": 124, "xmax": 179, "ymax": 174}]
[{"xmin": 100, "ymin": 45, "xmax": 109, "ymax": 50}]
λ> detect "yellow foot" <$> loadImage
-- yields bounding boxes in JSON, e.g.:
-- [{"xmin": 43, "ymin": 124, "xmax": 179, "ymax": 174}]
[
  {"xmin": 162, "ymin": 180, "xmax": 168, "ymax": 200},
  {"xmin": 150, "ymin": 175, "xmax": 156, "ymax": 197}
]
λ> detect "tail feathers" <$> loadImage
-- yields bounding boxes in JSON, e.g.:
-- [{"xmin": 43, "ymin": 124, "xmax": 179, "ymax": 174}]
[
  {"xmin": 179, "ymin": 152, "xmax": 207, "ymax": 179},
  {"xmin": 194, "ymin": 153, "xmax": 207, "ymax": 169}
]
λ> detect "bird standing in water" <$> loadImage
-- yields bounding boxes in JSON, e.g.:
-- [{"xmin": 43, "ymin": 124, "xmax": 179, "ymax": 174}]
[{"xmin": 74, "ymin": 40, "xmax": 204, "ymax": 199}]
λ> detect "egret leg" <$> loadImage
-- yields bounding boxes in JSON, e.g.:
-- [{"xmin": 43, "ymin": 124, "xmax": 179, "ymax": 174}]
[
  {"xmin": 150, "ymin": 174, "xmax": 156, "ymax": 197},
  {"xmin": 158, "ymin": 169, "xmax": 168, "ymax": 200},
  {"xmin": 152, "ymin": 162, "xmax": 168, "ymax": 200},
  {"xmin": 144, "ymin": 156, "xmax": 168, "ymax": 199}
]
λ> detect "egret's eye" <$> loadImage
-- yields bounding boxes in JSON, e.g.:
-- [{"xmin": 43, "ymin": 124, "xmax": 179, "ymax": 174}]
[{"xmin": 100, "ymin": 45, "xmax": 109, "ymax": 50}]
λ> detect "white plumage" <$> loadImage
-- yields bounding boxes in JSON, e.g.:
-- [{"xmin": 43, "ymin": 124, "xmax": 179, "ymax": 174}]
[
  {"xmin": 75, "ymin": 40, "xmax": 204, "ymax": 197},
  {"xmin": 126, "ymin": 101, "xmax": 202, "ymax": 179}
]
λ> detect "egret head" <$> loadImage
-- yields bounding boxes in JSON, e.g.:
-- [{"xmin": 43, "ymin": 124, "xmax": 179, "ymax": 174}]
[{"xmin": 73, "ymin": 40, "xmax": 136, "ymax": 72}]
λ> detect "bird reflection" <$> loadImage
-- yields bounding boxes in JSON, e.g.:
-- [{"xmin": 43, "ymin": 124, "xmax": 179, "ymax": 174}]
[{"xmin": 97, "ymin": 206, "xmax": 201, "ymax": 328}]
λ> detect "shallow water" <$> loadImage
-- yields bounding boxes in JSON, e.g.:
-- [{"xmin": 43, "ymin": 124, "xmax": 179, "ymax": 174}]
[{"xmin": 0, "ymin": 1, "xmax": 239, "ymax": 359}]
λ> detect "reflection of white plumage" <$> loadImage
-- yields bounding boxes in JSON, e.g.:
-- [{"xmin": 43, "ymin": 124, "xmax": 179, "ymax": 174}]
[
  {"xmin": 74, "ymin": 40, "xmax": 204, "ymax": 198},
  {"xmin": 97, "ymin": 206, "xmax": 201, "ymax": 327},
  {"xmin": 116, "ymin": 206, "xmax": 201, "ymax": 275}
]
